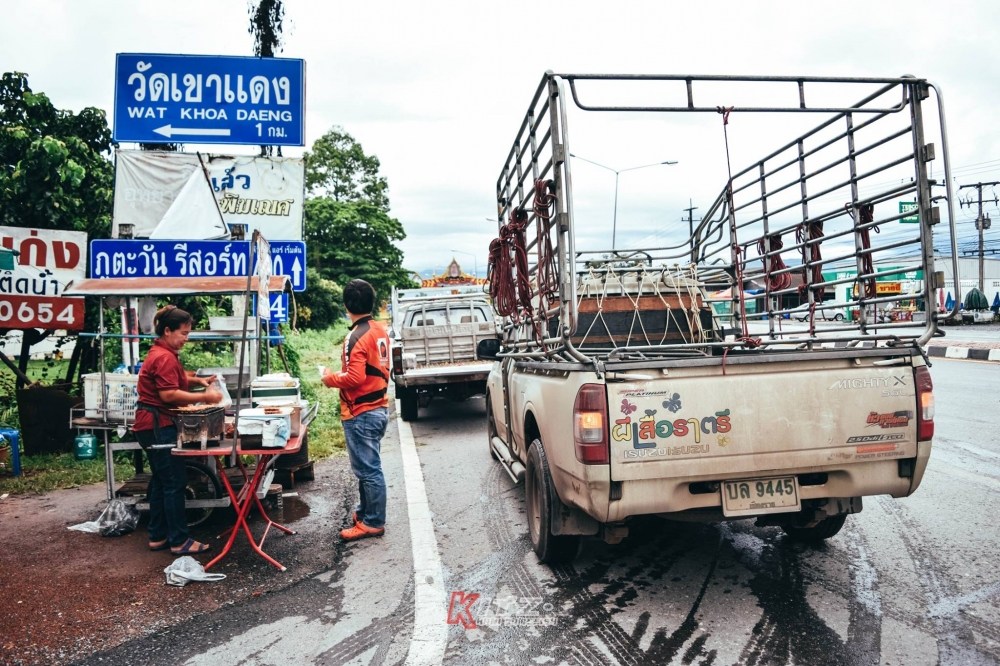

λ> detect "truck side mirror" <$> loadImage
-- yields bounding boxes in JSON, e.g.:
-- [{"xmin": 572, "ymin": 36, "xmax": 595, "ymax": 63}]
[{"xmin": 477, "ymin": 338, "xmax": 502, "ymax": 360}]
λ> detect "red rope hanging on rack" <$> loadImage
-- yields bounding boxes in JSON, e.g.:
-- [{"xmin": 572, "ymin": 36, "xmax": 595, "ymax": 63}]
[
  {"xmin": 533, "ymin": 179, "xmax": 558, "ymax": 310},
  {"xmin": 857, "ymin": 203, "xmax": 878, "ymax": 298},
  {"xmin": 756, "ymin": 233, "xmax": 791, "ymax": 291},
  {"xmin": 796, "ymin": 220, "xmax": 825, "ymax": 301},
  {"xmin": 488, "ymin": 216, "xmax": 517, "ymax": 320},
  {"xmin": 487, "ymin": 208, "xmax": 533, "ymax": 324}
]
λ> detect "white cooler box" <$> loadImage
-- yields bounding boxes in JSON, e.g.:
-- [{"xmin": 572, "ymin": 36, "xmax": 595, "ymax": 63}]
[
  {"xmin": 237, "ymin": 408, "xmax": 291, "ymax": 449},
  {"xmin": 250, "ymin": 399, "xmax": 307, "ymax": 436}
]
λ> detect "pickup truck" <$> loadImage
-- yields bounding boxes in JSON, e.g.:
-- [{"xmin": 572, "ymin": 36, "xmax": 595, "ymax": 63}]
[
  {"xmin": 389, "ymin": 286, "xmax": 497, "ymax": 421},
  {"xmin": 480, "ymin": 73, "xmax": 958, "ymax": 563}
]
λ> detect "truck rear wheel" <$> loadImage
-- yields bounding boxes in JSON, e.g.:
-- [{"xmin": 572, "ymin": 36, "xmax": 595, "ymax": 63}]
[
  {"xmin": 399, "ymin": 389, "xmax": 418, "ymax": 422},
  {"xmin": 525, "ymin": 439, "xmax": 580, "ymax": 564},
  {"xmin": 782, "ymin": 513, "xmax": 848, "ymax": 542}
]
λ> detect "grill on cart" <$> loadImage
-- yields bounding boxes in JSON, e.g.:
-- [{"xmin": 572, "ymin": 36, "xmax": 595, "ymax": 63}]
[{"xmin": 170, "ymin": 405, "xmax": 227, "ymax": 449}]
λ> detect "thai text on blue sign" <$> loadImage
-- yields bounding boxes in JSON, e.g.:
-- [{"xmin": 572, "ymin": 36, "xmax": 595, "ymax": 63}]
[
  {"xmin": 90, "ymin": 239, "xmax": 308, "ymax": 292},
  {"xmin": 266, "ymin": 241, "xmax": 307, "ymax": 292},
  {"xmin": 113, "ymin": 53, "xmax": 305, "ymax": 146},
  {"xmin": 91, "ymin": 240, "xmax": 251, "ymax": 278}
]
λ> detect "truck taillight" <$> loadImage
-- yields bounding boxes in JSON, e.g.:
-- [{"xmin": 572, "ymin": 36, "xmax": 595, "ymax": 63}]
[
  {"xmin": 574, "ymin": 384, "xmax": 609, "ymax": 464},
  {"xmin": 391, "ymin": 346, "xmax": 403, "ymax": 376},
  {"xmin": 915, "ymin": 366, "xmax": 934, "ymax": 440}
]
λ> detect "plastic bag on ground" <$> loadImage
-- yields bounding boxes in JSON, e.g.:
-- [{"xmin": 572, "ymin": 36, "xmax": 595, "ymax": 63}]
[
  {"xmin": 67, "ymin": 499, "xmax": 140, "ymax": 536},
  {"xmin": 164, "ymin": 555, "xmax": 227, "ymax": 586}
]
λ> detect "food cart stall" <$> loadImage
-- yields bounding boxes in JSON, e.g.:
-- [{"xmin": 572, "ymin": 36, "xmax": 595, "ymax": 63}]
[{"xmin": 62, "ymin": 274, "xmax": 300, "ymax": 527}]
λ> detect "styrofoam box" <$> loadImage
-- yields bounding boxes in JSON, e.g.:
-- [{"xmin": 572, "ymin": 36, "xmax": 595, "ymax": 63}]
[
  {"xmin": 237, "ymin": 408, "xmax": 291, "ymax": 448},
  {"xmin": 251, "ymin": 399, "xmax": 306, "ymax": 436},
  {"xmin": 83, "ymin": 373, "xmax": 139, "ymax": 421}
]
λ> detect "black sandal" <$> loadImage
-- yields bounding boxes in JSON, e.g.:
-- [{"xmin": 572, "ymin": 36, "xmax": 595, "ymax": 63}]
[{"xmin": 170, "ymin": 537, "xmax": 211, "ymax": 555}]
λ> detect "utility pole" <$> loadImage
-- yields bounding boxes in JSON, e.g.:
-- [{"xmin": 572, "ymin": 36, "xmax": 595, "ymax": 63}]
[
  {"xmin": 958, "ymin": 181, "xmax": 999, "ymax": 292},
  {"xmin": 683, "ymin": 199, "xmax": 700, "ymax": 262}
]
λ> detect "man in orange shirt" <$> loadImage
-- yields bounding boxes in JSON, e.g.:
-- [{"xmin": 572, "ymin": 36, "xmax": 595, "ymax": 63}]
[{"xmin": 321, "ymin": 279, "xmax": 392, "ymax": 541}]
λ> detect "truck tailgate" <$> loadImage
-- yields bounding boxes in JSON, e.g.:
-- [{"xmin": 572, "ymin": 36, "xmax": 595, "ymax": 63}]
[{"xmin": 607, "ymin": 362, "xmax": 918, "ymax": 482}]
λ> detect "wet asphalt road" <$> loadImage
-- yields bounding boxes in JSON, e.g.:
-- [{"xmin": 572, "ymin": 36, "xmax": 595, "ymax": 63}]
[{"xmin": 78, "ymin": 358, "xmax": 1000, "ymax": 665}]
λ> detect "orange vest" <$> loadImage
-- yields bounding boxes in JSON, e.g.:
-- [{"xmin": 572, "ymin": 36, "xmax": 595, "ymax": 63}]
[{"xmin": 326, "ymin": 316, "xmax": 391, "ymax": 420}]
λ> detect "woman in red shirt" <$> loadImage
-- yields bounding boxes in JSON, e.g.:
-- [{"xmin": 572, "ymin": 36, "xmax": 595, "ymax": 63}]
[{"xmin": 134, "ymin": 305, "xmax": 222, "ymax": 555}]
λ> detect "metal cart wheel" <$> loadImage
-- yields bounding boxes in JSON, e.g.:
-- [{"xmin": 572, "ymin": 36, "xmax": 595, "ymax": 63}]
[{"xmin": 182, "ymin": 461, "xmax": 223, "ymax": 527}]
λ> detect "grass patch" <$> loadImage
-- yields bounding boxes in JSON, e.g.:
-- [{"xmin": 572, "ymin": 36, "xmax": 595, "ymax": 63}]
[
  {"xmin": 285, "ymin": 324, "xmax": 350, "ymax": 458},
  {"xmin": 0, "ymin": 324, "xmax": 353, "ymax": 496},
  {"xmin": 0, "ymin": 451, "xmax": 134, "ymax": 495}
]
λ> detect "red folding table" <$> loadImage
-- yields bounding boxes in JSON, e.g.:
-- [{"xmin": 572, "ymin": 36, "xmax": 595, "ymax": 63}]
[{"xmin": 173, "ymin": 429, "xmax": 304, "ymax": 572}]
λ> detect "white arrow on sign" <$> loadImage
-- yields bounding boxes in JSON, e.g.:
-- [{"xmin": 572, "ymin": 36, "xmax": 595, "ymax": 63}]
[
  {"xmin": 153, "ymin": 125, "xmax": 232, "ymax": 139},
  {"xmin": 291, "ymin": 258, "xmax": 303, "ymax": 288}
]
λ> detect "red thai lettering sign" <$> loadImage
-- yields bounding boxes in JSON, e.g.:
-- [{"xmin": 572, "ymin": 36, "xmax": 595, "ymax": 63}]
[
  {"xmin": 0, "ymin": 295, "xmax": 85, "ymax": 331},
  {"xmin": 0, "ymin": 226, "xmax": 87, "ymax": 331}
]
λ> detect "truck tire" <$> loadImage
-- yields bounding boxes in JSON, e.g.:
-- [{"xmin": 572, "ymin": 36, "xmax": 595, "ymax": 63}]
[
  {"xmin": 399, "ymin": 389, "xmax": 418, "ymax": 422},
  {"xmin": 486, "ymin": 398, "xmax": 499, "ymax": 460},
  {"xmin": 525, "ymin": 439, "xmax": 580, "ymax": 564},
  {"xmin": 782, "ymin": 513, "xmax": 848, "ymax": 542}
]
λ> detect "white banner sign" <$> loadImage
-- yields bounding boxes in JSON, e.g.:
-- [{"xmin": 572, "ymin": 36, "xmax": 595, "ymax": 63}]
[{"xmin": 112, "ymin": 150, "xmax": 305, "ymax": 240}]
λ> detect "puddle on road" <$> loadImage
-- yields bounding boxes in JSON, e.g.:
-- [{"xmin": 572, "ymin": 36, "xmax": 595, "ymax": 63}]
[{"xmin": 264, "ymin": 493, "xmax": 312, "ymax": 523}]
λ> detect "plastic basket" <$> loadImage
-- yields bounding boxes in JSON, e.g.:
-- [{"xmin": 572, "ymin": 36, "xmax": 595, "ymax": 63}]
[{"xmin": 83, "ymin": 373, "xmax": 139, "ymax": 421}]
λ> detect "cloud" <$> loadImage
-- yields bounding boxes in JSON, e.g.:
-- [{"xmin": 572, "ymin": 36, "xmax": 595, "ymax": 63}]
[{"xmin": 3, "ymin": 0, "xmax": 998, "ymax": 272}]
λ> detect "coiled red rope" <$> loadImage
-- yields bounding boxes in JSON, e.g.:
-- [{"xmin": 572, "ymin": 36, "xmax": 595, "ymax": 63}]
[
  {"xmin": 487, "ymin": 208, "xmax": 533, "ymax": 324},
  {"xmin": 756, "ymin": 233, "xmax": 791, "ymax": 292},
  {"xmin": 857, "ymin": 203, "xmax": 878, "ymax": 298},
  {"xmin": 796, "ymin": 220, "xmax": 825, "ymax": 301}
]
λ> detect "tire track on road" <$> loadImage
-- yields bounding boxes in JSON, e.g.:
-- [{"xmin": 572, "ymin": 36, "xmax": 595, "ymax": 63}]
[{"xmin": 877, "ymin": 497, "xmax": 1000, "ymax": 663}]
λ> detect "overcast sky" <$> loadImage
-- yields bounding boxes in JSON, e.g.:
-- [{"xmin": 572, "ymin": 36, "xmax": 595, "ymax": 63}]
[{"xmin": 3, "ymin": 0, "xmax": 999, "ymax": 277}]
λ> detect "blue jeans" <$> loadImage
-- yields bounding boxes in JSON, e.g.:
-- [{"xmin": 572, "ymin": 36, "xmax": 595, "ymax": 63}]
[
  {"xmin": 136, "ymin": 426, "xmax": 189, "ymax": 547},
  {"xmin": 343, "ymin": 407, "xmax": 389, "ymax": 528}
]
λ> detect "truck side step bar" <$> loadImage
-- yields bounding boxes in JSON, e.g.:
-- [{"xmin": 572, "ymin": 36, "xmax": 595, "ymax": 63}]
[{"xmin": 491, "ymin": 436, "xmax": 525, "ymax": 484}]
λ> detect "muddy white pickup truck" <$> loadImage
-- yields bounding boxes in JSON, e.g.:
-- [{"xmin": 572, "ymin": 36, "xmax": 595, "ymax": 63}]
[
  {"xmin": 389, "ymin": 286, "xmax": 497, "ymax": 421},
  {"xmin": 480, "ymin": 73, "xmax": 959, "ymax": 563}
]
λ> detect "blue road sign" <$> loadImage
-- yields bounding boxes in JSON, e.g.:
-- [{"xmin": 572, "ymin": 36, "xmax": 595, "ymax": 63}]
[
  {"xmin": 91, "ymin": 240, "xmax": 251, "ymax": 278},
  {"xmin": 254, "ymin": 293, "xmax": 290, "ymax": 324},
  {"xmin": 268, "ymin": 241, "xmax": 307, "ymax": 292},
  {"xmin": 114, "ymin": 53, "xmax": 305, "ymax": 146}
]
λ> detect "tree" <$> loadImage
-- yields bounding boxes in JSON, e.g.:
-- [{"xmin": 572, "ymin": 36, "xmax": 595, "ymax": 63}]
[
  {"xmin": 0, "ymin": 72, "xmax": 114, "ymax": 236},
  {"xmin": 305, "ymin": 127, "xmax": 390, "ymax": 210},
  {"xmin": 304, "ymin": 197, "xmax": 413, "ymax": 309},
  {"xmin": 0, "ymin": 72, "xmax": 114, "ymax": 382},
  {"xmin": 248, "ymin": 0, "xmax": 285, "ymax": 58},
  {"xmin": 302, "ymin": 128, "xmax": 415, "ymax": 317}
]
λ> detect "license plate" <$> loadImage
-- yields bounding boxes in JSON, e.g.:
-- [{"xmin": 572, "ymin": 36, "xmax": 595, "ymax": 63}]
[{"xmin": 721, "ymin": 476, "xmax": 800, "ymax": 517}]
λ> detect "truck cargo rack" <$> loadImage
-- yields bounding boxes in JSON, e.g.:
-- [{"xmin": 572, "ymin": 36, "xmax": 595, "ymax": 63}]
[{"xmin": 489, "ymin": 73, "xmax": 959, "ymax": 366}]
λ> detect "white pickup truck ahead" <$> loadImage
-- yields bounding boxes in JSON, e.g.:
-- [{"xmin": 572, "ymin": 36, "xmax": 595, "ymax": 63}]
[
  {"xmin": 480, "ymin": 72, "xmax": 959, "ymax": 563},
  {"xmin": 389, "ymin": 286, "xmax": 497, "ymax": 421}
]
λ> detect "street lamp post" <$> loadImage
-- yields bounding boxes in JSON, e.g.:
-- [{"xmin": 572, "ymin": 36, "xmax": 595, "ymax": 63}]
[
  {"xmin": 570, "ymin": 153, "xmax": 678, "ymax": 250},
  {"xmin": 450, "ymin": 249, "xmax": 478, "ymax": 279}
]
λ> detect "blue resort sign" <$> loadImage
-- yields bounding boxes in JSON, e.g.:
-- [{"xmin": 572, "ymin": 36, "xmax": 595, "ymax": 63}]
[{"xmin": 113, "ymin": 53, "xmax": 305, "ymax": 146}]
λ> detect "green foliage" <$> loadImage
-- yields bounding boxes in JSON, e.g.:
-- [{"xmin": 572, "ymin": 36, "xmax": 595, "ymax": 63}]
[
  {"xmin": 304, "ymin": 197, "xmax": 413, "ymax": 310},
  {"xmin": 304, "ymin": 127, "xmax": 390, "ymax": 209},
  {"xmin": 0, "ymin": 451, "xmax": 134, "ymax": 495},
  {"xmin": 285, "ymin": 325, "xmax": 350, "ymax": 459},
  {"xmin": 248, "ymin": 0, "xmax": 285, "ymax": 57},
  {"xmin": 293, "ymin": 267, "xmax": 344, "ymax": 330},
  {"xmin": 0, "ymin": 72, "xmax": 114, "ymax": 237}
]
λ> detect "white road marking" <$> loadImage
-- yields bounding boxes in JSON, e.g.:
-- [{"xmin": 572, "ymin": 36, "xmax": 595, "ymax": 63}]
[{"xmin": 395, "ymin": 398, "xmax": 448, "ymax": 665}]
